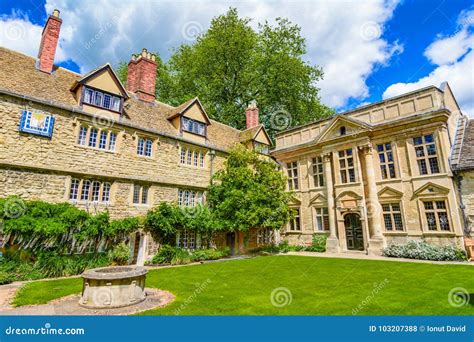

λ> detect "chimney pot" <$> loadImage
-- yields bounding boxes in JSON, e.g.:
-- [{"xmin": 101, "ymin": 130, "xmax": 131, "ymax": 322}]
[{"xmin": 52, "ymin": 9, "xmax": 60, "ymax": 17}]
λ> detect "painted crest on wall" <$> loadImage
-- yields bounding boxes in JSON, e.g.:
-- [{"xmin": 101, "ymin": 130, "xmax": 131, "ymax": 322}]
[{"xmin": 19, "ymin": 110, "xmax": 55, "ymax": 138}]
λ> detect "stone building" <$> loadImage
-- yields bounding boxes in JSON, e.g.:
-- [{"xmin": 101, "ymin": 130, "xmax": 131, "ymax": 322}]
[
  {"xmin": 272, "ymin": 83, "xmax": 471, "ymax": 255},
  {"xmin": 0, "ymin": 10, "xmax": 272, "ymax": 262}
]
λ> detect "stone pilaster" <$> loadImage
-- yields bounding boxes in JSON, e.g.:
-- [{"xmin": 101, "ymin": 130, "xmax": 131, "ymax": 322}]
[
  {"xmin": 323, "ymin": 152, "xmax": 339, "ymax": 252},
  {"xmin": 359, "ymin": 143, "xmax": 385, "ymax": 255}
]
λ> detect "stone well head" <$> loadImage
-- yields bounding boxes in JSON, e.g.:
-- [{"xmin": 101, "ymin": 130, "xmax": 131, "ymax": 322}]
[{"xmin": 79, "ymin": 266, "xmax": 148, "ymax": 309}]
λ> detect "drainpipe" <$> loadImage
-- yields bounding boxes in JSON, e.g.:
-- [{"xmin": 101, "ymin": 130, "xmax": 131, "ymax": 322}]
[{"xmin": 454, "ymin": 172, "xmax": 471, "ymax": 237}]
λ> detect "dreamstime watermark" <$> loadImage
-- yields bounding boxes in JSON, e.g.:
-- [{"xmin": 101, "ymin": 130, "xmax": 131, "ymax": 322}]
[
  {"xmin": 91, "ymin": 287, "xmax": 114, "ymax": 307},
  {"xmin": 181, "ymin": 204, "xmax": 204, "ymax": 219},
  {"xmin": 84, "ymin": 16, "xmax": 120, "ymax": 50},
  {"xmin": 352, "ymin": 278, "xmax": 389, "ymax": 315},
  {"xmin": 4, "ymin": 197, "xmax": 26, "ymax": 219},
  {"xmin": 359, "ymin": 21, "xmax": 381, "ymax": 41},
  {"xmin": 269, "ymin": 109, "xmax": 292, "ymax": 131},
  {"xmin": 181, "ymin": 21, "xmax": 203, "ymax": 41},
  {"xmin": 448, "ymin": 287, "xmax": 470, "ymax": 308},
  {"xmin": 5, "ymin": 322, "xmax": 85, "ymax": 336},
  {"xmin": 270, "ymin": 287, "xmax": 293, "ymax": 308},
  {"xmin": 174, "ymin": 278, "xmax": 212, "ymax": 314},
  {"xmin": 92, "ymin": 110, "xmax": 115, "ymax": 130},
  {"xmin": 4, "ymin": 21, "xmax": 25, "ymax": 41}
]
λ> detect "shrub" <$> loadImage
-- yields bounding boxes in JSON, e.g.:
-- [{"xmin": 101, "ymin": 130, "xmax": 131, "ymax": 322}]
[
  {"xmin": 150, "ymin": 246, "xmax": 231, "ymax": 265},
  {"xmin": 0, "ymin": 271, "xmax": 13, "ymax": 285},
  {"xmin": 192, "ymin": 247, "xmax": 231, "ymax": 261},
  {"xmin": 108, "ymin": 242, "xmax": 130, "ymax": 265},
  {"xmin": 305, "ymin": 234, "xmax": 327, "ymax": 252},
  {"xmin": 383, "ymin": 240, "xmax": 467, "ymax": 261}
]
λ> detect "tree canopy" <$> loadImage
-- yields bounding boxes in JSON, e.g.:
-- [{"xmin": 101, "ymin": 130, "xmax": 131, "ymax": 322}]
[
  {"xmin": 117, "ymin": 8, "xmax": 333, "ymax": 138},
  {"xmin": 207, "ymin": 145, "xmax": 293, "ymax": 232}
]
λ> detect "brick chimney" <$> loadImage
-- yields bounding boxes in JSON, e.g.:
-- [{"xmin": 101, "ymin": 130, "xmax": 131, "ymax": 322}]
[
  {"xmin": 37, "ymin": 9, "xmax": 62, "ymax": 74},
  {"xmin": 127, "ymin": 49, "xmax": 157, "ymax": 103},
  {"xmin": 246, "ymin": 101, "xmax": 259, "ymax": 129}
]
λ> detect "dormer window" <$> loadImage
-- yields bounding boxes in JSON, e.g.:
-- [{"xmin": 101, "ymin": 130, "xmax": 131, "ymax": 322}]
[
  {"xmin": 182, "ymin": 117, "xmax": 206, "ymax": 136},
  {"xmin": 82, "ymin": 86, "xmax": 121, "ymax": 112}
]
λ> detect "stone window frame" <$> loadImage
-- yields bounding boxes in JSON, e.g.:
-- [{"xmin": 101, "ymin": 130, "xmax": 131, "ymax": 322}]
[
  {"xmin": 288, "ymin": 207, "xmax": 302, "ymax": 232},
  {"xmin": 257, "ymin": 228, "xmax": 274, "ymax": 246},
  {"xmin": 311, "ymin": 156, "xmax": 324, "ymax": 188},
  {"xmin": 179, "ymin": 145, "xmax": 207, "ymax": 169},
  {"xmin": 132, "ymin": 184, "xmax": 150, "ymax": 205},
  {"xmin": 377, "ymin": 142, "xmax": 397, "ymax": 180},
  {"xmin": 413, "ymin": 134, "xmax": 440, "ymax": 176},
  {"xmin": 176, "ymin": 229, "xmax": 198, "ymax": 250},
  {"xmin": 81, "ymin": 86, "xmax": 122, "ymax": 113},
  {"xmin": 286, "ymin": 161, "xmax": 299, "ymax": 190},
  {"xmin": 338, "ymin": 148, "xmax": 356, "ymax": 184},
  {"xmin": 69, "ymin": 178, "xmax": 112, "ymax": 204},
  {"xmin": 76, "ymin": 123, "xmax": 118, "ymax": 153},
  {"xmin": 421, "ymin": 198, "xmax": 452, "ymax": 232},
  {"xmin": 137, "ymin": 137, "xmax": 153, "ymax": 158},
  {"xmin": 178, "ymin": 189, "xmax": 204, "ymax": 207},
  {"xmin": 381, "ymin": 202, "xmax": 405, "ymax": 231},
  {"xmin": 314, "ymin": 206, "xmax": 330, "ymax": 232}
]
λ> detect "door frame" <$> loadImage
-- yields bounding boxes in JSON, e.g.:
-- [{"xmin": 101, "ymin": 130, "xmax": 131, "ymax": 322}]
[{"xmin": 343, "ymin": 213, "xmax": 365, "ymax": 251}]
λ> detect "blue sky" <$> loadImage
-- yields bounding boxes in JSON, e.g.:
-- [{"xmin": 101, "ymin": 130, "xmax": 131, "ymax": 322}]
[{"xmin": 0, "ymin": 0, "xmax": 473, "ymax": 116}]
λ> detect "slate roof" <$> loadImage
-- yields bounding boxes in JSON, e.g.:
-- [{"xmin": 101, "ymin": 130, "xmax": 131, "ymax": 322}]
[
  {"xmin": 0, "ymin": 47, "xmax": 245, "ymax": 151},
  {"xmin": 457, "ymin": 119, "xmax": 474, "ymax": 170}
]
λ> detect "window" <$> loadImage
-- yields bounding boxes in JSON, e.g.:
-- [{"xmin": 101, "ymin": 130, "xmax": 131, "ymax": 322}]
[
  {"xmin": 137, "ymin": 138, "xmax": 152, "ymax": 157},
  {"xmin": 199, "ymin": 152, "xmax": 205, "ymax": 167},
  {"xmin": 339, "ymin": 148, "xmax": 355, "ymax": 183},
  {"xmin": 82, "ymin": 87, "xmax": 121, "ymax": 112},
  {"xmin": 178, "ymin": 189, "xmax": 204, "ymax": 206},
  {"xmin": 132, "ymin": 185, "xmax": 149, "ymax": 205},
  {"xmin": 257, "ymin": 228, "xmax": 274, "ymax": 245},
  {"xmin": 69, "ymin": 179, "xmax": 80, "ymax": 200},
  {"xmin": 254, "ymin": 142, "xmax": 269, "ymax": 155},
  {"xmin": 80, "ymin": 180, "xmax": 91, "ymax": 201},
  {"xmin": 377, "ymin": 143, "xmax": 396, "ymax": 179},
  {"xmin": 315, "ymin": 207, "xmax": 329, "ymax": 231},
  {"xmin": 99, "ymin": 131, "xmax": 107, "ymax": 150},
  {"xmin": 423, "ymin": 200, "xmax": 450, "ymax": 231},
  {"xmin": 77, "ymin": 126, "xmax": 116, "ymax": 152},
  {"xmin": 340, "ymin": 126, "xmax": 346, "ymax": 136},
  {"xmin": 182, "ymin": 117, "xmax": 206, "ymax": 136},
  {"xmin": 180, "ymin": 147, "xmax": 206, "ymax": 168},
  {"xmin": 69, "ymin": 179, "xmax": 111, "ymax": 203},
  {"xmin": 287, "ymin": 161, "xmax": 299, "ymax": 190},
  {"xmin": 89, "ymin": 128, "xmax": 98, "ymax": 147},
  {"xmin": 102, "ymin": 183, "xmax": 111, "ymax": 203},
  {"xmin": 289, "ymin": 208, "xmax": 301, "ymax": 231},
  {"xmin": 413, "ymin": 134, "xmax": 440, "ymax": 175},
  {"xmin": 382, "ymin": 203, "xmax": 403, "ymax": 231},
  {"xmin": 312, "ymin": 156, "xmax": 324, "ymax": 187},
  {"xmin": 78, "ymin": 126, "xmax": 88, "ymax": 145},
  {"xmin": 108, "ymin": 132, "xmax": 117, "ymax": 151},
  {"xmin": 177, "ymin": 229, "xmax": 196, "ymax": 249}
]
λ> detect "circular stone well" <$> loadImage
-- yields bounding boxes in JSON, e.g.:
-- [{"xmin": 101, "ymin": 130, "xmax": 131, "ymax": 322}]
[{"xmin": 79, "ymin": 266, "xmax": 148, "ymax": 309}]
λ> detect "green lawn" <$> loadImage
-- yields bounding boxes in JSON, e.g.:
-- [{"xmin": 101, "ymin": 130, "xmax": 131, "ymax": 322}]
[{"xmin": 12, "ymin": 255, "xmax": 474, "ymax": 315}]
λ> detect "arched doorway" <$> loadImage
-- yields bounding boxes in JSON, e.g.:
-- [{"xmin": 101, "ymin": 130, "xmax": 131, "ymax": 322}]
[{"xmin": 344, "ymin": 213, "xmax": 364, "ymax": 251}]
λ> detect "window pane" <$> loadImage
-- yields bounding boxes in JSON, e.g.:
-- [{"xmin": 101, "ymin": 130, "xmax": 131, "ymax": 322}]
[
  {"xmin": 383, "ymin": 214, "xmax": 393, "ymax": 230},
  {"xmin": 349, "ymin": 169, "xmax": 355, "ymax": 182},
  {"xmin": 424, "ymin": 201, "xmax": 434, "ymax": 210},
  {"xmin": 413, "ymin": 137, "xmax": 423, "ymax": 145},
  {"xmin": 429, "ymin": 157, "xmax": 439, "ymax": 173},
  {"xmin": 393, "ymin": 213, "xmax": 403, "ymax": 231},
  {"xmin": 69, "ymin": 179, "xmax": 80, "ymax": 200},
  {"xmin": 89, "ymin": 128, "xmax": 98, "ymax": 147},
  {"xmin": 145, "ymin": 140, "xmax": 152, "ymax": 157},
  {"xmin": 382, "ymin": 204, "xmax": 390, "ymax": 212},
  {"xmin": 426, "ymin": 212, "xmax": 437, "ymax": 230},
  {"xmin": 141, "ymin": 186, "xmax": 149, "ymax": 204},
  {"xmin": 78, "ymin": 126, "xmax": 88, "ymax": 145},
  {"xmin": 137, "ymin": 138, "xmax": 144, "ymax": 155},
  {"xmin": 377, "ymin": 144, "xmax": 384, "ymax": 152},
  {"xmin": 81, "ymin": 180, "xmax": 91, "ymax": 201},
  {"xmin": 102, "ymin": 183, "xmax": 111, "ymax": 202},
  {"xmin": 103, "ymin": 94, "xmax": 111, "ymax": 109},
  {"xmin": 388, "ymin": 164, "xmax": 396, "ymax": 178},
  {"xmin": 94, "ymin": 92, "xmax": 103, "ymax": 106},
  {"xmin": 415, "ymin": 146, "xmax": 425, "ymax": 157},
  {"xmin": 438, "ymin": 212, "xmax": 450, "ymax": 231},
  {"xmin": 91, "ymin": 181, "xmax": 101, "ymax": 201},
  {"xmin": 424, "ymin": 134, "xmax": 434, "ymax": 143},
  {"xmin": 108, "ymin": 132, "xmax": 117, "ymax": 151},
  {"xmin": 133, "ymin": 185, "xmax": 140, "ymax": 204},
  {"xmin": 418, "ymin": 159, "xmax": 428, "ymax": 175},
  {"xmin": 99, "ymin": 131, "xmax": 107, "ymax": 149},
  {"xmin": 435, "ymin": 201, "xmax": 446, "ymax": 210}
]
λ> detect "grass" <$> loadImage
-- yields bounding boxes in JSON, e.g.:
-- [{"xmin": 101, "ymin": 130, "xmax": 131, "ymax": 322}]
[{"xmin": 12, "ymin": 255, "xmax": 474, "ymax": 315}]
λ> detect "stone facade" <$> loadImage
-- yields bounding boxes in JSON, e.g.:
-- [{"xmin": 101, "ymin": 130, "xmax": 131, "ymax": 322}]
[{"xmin": 272, "ymin": 83, "xmax": 468, "ymax": 255}]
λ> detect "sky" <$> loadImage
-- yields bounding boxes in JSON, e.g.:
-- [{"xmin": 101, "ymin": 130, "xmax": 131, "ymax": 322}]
[{"xmin": 0, "ymin": 0, "xmax": 472, "ymax": 117}]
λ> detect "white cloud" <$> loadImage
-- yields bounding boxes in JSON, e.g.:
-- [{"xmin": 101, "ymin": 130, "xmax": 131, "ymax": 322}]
[
  {"xmin": 383, "ymin": 7, "xmax": 474, "ymax": 117},
  {"xmin": 0, "ymin": 0, "xmax": 401, "ymax": 109}
]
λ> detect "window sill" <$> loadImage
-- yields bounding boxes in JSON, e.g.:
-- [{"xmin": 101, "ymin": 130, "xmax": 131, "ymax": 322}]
[
  {"xmin": 421, "ymin": 231, "xmax": 456, "ymax": 237},
  {"xmin": 76, "ymin": 144, "xmax": 117, "ymax": 154},
  {"xmin": 132, "ymin": 203, "xmax": 150, "ymax": 208},
  {"xmin": 411, "ymin": 173, "xmax": 448, "ymax": 180},
  {"xmin": 179, "ymin": 163, "xmax": 206, "ymax": 169},
  {"xmin": 313, "ymin": 230, "xmax": 329, "ymax": 234},
  {"xmin": 334, "ymin": 182, "xmax": 361, "ymax": 188},
  {"xmin": 376, "ymin": 178, "xmax": 402, "ymax": 185},
  {"xmin": 383, "ymin": 231, "xmax": 407, "ymax": 236},
  {"xmin": 308, "ymin": 186, "xmax": 326, "ymax": 191},
  {"xmin": 70, "ymin": 200, "xmax": 111, "ymax": 205},
  {"xmin": 285, "ymin": 230, "xmax": 303, "ymax": 234},
  {"xmin": 136, "ymin": 155, "xmax": 153, "ymax": 160}
]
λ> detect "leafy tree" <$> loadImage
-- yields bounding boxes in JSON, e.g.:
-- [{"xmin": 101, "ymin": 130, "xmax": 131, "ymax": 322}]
[
  {"xmin": 116, "ymin": 8, "xmax": 333, "ymax": 138},
  {"xmin": 207, "ymin": 145, "xmax": 293, "ymax": 232}
]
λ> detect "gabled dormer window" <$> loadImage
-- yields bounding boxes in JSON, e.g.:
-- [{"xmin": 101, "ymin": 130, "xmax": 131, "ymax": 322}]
[
  {"xmin": 82, "ymin": 86, "xmax": 121, "ymax": 112},
  {"xmin": 182, "ymin": 117, "xmax": 206, "ymax": 136}
]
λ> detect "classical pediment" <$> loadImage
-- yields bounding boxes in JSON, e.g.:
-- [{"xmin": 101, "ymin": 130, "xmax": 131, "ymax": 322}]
[
  {"xmin": 289, "ymin": 195, "xmax": 302, "ymax": 205},
  {"xmin": 314, "ymin": 115, "xmax": 372, "ymax": 144},
  {"xmin": 335, "ymin": 190, "xmax": 363, "ymax": 201},
  {"xmin": 412, "ymin": 182, "xmax": 450, "ymax": 197},
  {"xmin": 309, "ymin": 193, "xmax": 327, "ymax": 206},
  {"xmin": 378, "ymin": 186, "xmax": 403, "ymax": 199}
]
